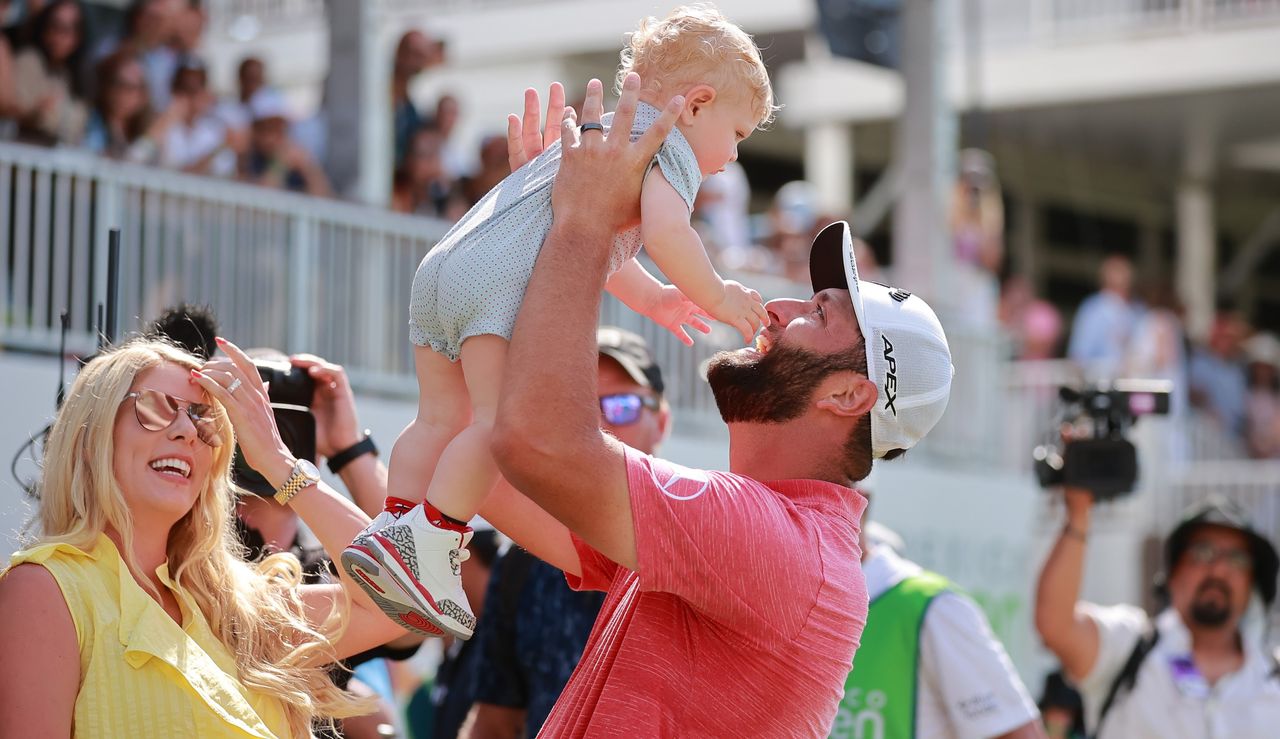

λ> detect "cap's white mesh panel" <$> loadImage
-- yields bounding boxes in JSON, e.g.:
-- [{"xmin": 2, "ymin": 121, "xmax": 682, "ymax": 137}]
[{"xmin": 860, "ymin": 283, "xmax": 954, "ymax": 457}]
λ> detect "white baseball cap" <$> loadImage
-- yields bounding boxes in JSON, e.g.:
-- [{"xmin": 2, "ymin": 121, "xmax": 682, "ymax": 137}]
[
  {"xmin": 808, "ymin": 221, "xmax": 954, "ymax": 458},
  {"xmin": 248, "ymin": 89, "xmax": 290, "ymax": 123}
]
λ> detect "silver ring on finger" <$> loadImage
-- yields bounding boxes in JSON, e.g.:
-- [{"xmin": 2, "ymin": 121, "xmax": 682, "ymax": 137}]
[
  {"xmin": 579, "ymin": 122, "xmax": 604, "ymax": 135},
  {"xmin": 227, "ymin": 377, "xmax": 242, "ymax": 395}
]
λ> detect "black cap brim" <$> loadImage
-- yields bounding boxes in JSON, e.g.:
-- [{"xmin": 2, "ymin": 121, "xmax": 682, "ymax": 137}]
[{"xmin": 809, "ymin": 221, "xmax": 851, "ymax": 293}]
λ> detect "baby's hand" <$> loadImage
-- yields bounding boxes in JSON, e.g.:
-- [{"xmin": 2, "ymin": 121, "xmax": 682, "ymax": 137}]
[
  {"xmin": 647, "ymin": 285, "xmax": 713, "ymax": 347},
  {"xmin": 711, "ymin": 281, "xmax": 768, "ymax": 344}
]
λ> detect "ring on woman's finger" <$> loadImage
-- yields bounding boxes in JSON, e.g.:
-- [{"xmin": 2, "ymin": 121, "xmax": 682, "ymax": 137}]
[
  {"xmin": 579, "ymin": 122, "xmax": 604, "ymax": 135},
  {"xmin": 227, "ymin": 377, "xmax": 242, "ymax": 395}
]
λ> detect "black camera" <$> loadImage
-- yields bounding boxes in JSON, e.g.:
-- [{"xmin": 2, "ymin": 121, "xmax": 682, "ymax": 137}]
[
  {"xmin": 1033, "ymin": 380, "xmax": 1172, "ymax": 499},
  {"xmin": 232, "ymin": 360, "xmax": 317, "ymax": 497}
]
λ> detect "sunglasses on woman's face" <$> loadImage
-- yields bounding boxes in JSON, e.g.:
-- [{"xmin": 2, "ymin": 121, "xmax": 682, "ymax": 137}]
[
  {"xmin": 122, "ymin": 388, "xmax": 223, "ymax": 448},
  {"xmin": 599, "ymin": 393, "xmax": 660, "ymax": 427}
]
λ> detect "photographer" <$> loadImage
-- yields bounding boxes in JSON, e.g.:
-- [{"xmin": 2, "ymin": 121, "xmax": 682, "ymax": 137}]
[{"xmin": 1035, "ymin": 490, "xmax": 1280, "ymax": 738}]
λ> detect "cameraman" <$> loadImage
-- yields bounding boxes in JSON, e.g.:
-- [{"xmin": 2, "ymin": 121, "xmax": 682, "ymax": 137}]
[{"xmin": 1035, "ymin": 489, "xmax": 1280, "ymax": 738}]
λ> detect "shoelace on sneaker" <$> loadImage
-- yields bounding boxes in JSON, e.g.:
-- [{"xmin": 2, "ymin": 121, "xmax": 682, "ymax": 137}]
[{"xmin": 448, "ymin": 547, "xmax": 471, "ymax": 576}]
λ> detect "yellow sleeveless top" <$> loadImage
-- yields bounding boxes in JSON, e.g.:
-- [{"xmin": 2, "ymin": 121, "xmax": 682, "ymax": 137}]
[{"xmin": 5, "ymin": 535, "xmax": 292, "ymax": 738}]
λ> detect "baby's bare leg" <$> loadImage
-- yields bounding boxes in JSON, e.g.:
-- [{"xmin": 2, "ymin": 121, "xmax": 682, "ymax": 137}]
[
  {"xmin": 422, "ymin": 334, "xmax": 508, "ymax": 522},
  {"xmin": 386, "ymin": 345, "xmax": 472, "ymax": 505}
]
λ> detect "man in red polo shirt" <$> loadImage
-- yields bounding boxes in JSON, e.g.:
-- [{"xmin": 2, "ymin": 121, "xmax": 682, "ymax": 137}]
[{"xmin": 480, "ymin": 75, "xmax": 954, "ymax": 737}]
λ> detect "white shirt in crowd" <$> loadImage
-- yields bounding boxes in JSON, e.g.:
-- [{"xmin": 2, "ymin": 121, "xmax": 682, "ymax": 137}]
[
  {"xmin": 864, "ymin": 547, "xmax": 1040, "ymax": 739},
  {"xmin": 1076, "ymin": 603, "xmax": 1280, "ymax": 739},
  {"xmin": 162, "ymin": 116, "xmax": 236, "ymax": 177}
]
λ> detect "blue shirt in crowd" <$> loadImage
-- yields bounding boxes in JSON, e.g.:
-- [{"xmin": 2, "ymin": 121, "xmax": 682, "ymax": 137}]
[
  {"xmin": 468, "ymin": 546, "xmax": 606, "ymax": 736},
  {"xmin": 1068, "ymin": 291, "xmax": 1139, "ymax": 375}
]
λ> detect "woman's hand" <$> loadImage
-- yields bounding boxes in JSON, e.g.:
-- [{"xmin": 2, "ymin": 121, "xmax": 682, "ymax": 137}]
[{"xmin": 190, "ymin": 338, "xmax": 294, "ymax": 488}]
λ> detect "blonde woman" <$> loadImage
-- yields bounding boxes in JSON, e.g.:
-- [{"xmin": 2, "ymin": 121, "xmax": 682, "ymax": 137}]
[{"xmin": 0, "ymin": 338, "xmax": 407, "ymax": 738}]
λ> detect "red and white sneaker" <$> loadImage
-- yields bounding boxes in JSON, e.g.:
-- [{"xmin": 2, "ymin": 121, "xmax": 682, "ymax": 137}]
[
  {"xmin": 363, "ymin": 502, "xmax": 476, "ymax": 640},
  {"xmin": 341, "ymin": 498, "xmax": 446, "ymax": 638}
]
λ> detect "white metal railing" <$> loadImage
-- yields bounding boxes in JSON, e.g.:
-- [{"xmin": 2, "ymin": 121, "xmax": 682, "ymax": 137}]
[
  {"xmin": 0, "ymin": 142, "xmax": 1009, "ymax": 457},
  {"xmin": 0, "ymin": 142, "xmax": 758, "ymax": 421},
  {"xmin": 1, "ymin": 139, "xmax": 1273, "ymax": 489},
  {"xmin": 0, "ymin": 142, "xmax": 449, "ymax": 391}
]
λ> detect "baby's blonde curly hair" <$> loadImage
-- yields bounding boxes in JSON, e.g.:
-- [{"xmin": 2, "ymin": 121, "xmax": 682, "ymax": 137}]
[{"xmin": 617, "ymin": 4, "xmax": 778, "ymax": 127}]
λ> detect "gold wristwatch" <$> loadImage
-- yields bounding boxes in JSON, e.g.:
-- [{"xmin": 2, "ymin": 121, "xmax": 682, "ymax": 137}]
[{"xmin": 274, "ymin": 458, "xmax": 322, "ymax": 505}]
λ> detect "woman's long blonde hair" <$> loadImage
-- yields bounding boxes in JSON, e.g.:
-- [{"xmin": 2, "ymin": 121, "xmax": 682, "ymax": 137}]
[{"xmin": 36, "ymin": 339, "xmax": 369, "ymax": 737}]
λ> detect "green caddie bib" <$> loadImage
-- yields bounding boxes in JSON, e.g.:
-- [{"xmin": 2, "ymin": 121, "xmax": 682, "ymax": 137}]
[{"xmin": 829, "ymin": 571, "xmax": 952, "ymax": 739}]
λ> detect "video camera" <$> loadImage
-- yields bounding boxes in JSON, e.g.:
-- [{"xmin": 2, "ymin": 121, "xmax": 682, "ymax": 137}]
[
  {"xmin": 231, "ymin": 360, "xmax": 317, "ymax": 497},
  {"xmin": 1033, "ymin": 380, "xmax": 1172, "ymax": 500}
]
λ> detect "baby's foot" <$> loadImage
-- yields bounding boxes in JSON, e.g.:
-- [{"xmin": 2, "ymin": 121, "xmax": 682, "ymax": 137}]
[
  {"xmin": 361, "ymin": 502, "xmax": 476, "ymax": 640},
  {"xmin": 341, "ymin": 498, "xmax": 447, "ymax": 637}
]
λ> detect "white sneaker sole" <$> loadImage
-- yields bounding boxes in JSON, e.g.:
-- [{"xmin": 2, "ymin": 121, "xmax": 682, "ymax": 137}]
[
  {"xmin": 365, "ymin": 531, "xmax": 476, "ymax": 640},
  {"xmin": 340, "ymin": 544, "xmax": 446, "ymax": 638}
]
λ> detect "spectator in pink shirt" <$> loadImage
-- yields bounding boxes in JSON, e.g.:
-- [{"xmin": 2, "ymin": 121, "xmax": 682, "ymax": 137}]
[{"xmin": 473, "ymin": 77, "xmax": 954, "ymax": 737}]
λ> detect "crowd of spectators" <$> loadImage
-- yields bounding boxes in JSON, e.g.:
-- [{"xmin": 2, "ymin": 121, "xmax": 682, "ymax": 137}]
[
  {"xmin": 996, "ymin": 247, "xmax": 1280, "ymax": 460},
  {"xmin": 0, "ymin": 0, "xmax": 335, "ymax": 195}
]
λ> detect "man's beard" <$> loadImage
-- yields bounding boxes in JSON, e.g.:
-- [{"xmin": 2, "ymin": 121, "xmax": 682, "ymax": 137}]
[
  {"xmin": 705, "ymin": 333, "xmax": 864, "ymax": 424},
  {"xmin": 1188, "ymin": 579, "xmax": 1234, "ymax": 628}
]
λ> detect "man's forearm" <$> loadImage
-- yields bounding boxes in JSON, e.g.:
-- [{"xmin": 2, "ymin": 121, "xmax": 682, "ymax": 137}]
[
  {"xmin": 338, "ymin": 454, "xmax": 388, "ymax": 517},
  {"xmin": 1034, "ymin": 498, "xmax": 1091, "ymax": 650},
  {"xmin": 499, "ymin": 217, "xmax": 614, "ymax": 464}
]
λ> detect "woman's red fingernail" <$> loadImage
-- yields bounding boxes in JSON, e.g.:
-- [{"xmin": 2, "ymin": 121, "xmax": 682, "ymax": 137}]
[{"xmin": 215, "ymin": 337, "xmax": 226, "ymax": 345}]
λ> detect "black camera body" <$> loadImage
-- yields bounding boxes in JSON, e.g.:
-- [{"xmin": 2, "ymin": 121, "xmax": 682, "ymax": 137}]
[
  {"xmin": 255, "ymin": 360, "xmax": 316, "ymax": 409},
  {"xmin": 232, "ymin": 360, "xmax": 317, "ymax": 497},
  {"xmin": 1033, "ymin": 380, "xmax": 1172, "ymax": 499}
]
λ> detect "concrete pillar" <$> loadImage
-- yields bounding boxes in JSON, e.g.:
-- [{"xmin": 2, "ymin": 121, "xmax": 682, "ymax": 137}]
[
  {"xmin": 891, "ymin": 0, "xmax": 958, "ymax": 305},
  {"xmin": 324, "ymin": 0, "xmax": 390, "ymax": 205},
  {"xmin": 1176, "ymin": 120, "xmax": 1217, "ymax": 342},
  {"xmin": 805, "ymin": 122, "xmax": 854, "ymax": 215},
  {"xmin": 1176, "ymin": 183, "xmax": 1215, "ymax": 341}
]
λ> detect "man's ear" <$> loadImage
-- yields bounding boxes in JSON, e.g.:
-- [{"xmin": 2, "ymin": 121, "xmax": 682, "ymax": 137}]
[
  {"xmin": 814, "ymin": 371, "xmax": 878, "ymax": 418},
  {"xmin": 656, "ymin": 400, "xmax": 672, "ymax": 442},
  {"xmin": 681, "ymin": 84, "xmax": 717, "ymax": 124}
]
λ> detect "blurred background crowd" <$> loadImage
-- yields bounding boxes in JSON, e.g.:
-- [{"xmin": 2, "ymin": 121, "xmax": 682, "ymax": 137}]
[
  {"xmin": 4, "ymin": 0, "xmax": 1280, "ymax": 737},
  {"xmin": 1, "ymin": 2, "xmax": 1275, "ymax": 468}
]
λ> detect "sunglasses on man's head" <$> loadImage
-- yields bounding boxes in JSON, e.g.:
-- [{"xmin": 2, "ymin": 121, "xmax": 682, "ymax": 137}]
[
  {"xmin": 122, "ymin": 389, "xmax": 223, "ymax": 448},
  {"xmin": 599, "ymin": 393, "xmax": 660, "ymax": 426}
]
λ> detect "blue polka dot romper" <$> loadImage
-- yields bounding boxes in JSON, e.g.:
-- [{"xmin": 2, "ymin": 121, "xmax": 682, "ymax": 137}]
[{"xmin": 408, "ymin": 102, "xmax": 703, "ymax": 360}]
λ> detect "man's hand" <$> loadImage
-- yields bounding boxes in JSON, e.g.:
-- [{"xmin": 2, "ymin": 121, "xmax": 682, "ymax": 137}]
[
  {"xmin": 1063, "ymin": 486, "xmax": 1094, "ymax": 527},
  {"xmin": 507, "ymin": 82, "xmax": 567, "ymax": 172},
  {"xmin": 549, "ymin": 74, "xmax": 682, "ymax": 235},
  {"xmin": 290, "ymin": 354, "xmax": 363, "ymax": 459}
]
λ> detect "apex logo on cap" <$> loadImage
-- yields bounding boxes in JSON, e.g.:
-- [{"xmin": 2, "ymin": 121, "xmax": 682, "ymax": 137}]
[
  {"xmin": 883, "ymin": 335, "xmax": 898, "ymax": 416},
  {"xmin": 889, "ymin": 288, "xmax": 911, "ymax": 303}
]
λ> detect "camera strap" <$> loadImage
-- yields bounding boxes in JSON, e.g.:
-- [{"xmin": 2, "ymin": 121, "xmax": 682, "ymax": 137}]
[{"xmin": 1094, "ymin": 620, "xmax": 1159, "ymax": 738}]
